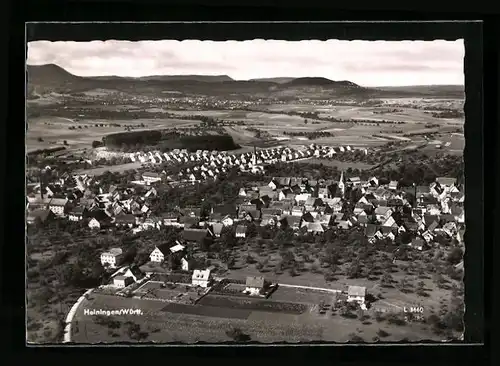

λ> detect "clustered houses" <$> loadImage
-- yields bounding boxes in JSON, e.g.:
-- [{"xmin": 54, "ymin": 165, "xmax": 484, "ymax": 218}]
[
  {"xmin": 25, "ymin": 144, "xmax": 365, "ymax": 230},
  {"xmin": 129, "ymin": 144, "xmax": 366, "ymax": 187},
  {"xmin": 358, "ymin": 177, "xmax": 465, "ymax": 249},
  {"xmin": 215, "ymin": 172, "xmax": 464, "ymax": 252}
]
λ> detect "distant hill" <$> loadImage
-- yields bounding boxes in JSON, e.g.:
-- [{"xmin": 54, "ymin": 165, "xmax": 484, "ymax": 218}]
[
  {"xmin": 26, "ymin": 64, "xmax": 464, "ymax": 99},
  {"xmin": 375, "ymin": 85, "xmax": 464, "ymax": 98},
  {"xmin": 138, "ymin": 75, "xmax": 234, "ymax": 82},
  {"xmin": 282, "ymin": 77, "xmax": 361, "ymax": 88},
  {"xmin": 249, "ymin": 77, "xmax": 296, "ymax": 84}
]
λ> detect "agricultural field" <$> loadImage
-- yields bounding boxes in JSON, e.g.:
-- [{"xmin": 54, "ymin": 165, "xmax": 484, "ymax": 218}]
[
  {"xmin": 210, "ymin": 242, "xmax": 460, "ymax": 320},
  {"xmin": 26, "ymin": 116, "xmax": 200, "ymax": 153},
  {"xmin": 27, "ymin": 98, "xmax": 464, "ymax": 155},
  {"xmin": 132, "ymin": 280, "xmax": 206, "ymax": 304},
  {"xmin": 69, "ymin": 288, "xmax": 441, "ymax": 343}
]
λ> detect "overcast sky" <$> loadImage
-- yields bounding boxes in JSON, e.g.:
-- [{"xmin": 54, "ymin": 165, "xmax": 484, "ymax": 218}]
[{"xmin": 27, "ymin": 39, "xmax": 464, "ymax": 87}]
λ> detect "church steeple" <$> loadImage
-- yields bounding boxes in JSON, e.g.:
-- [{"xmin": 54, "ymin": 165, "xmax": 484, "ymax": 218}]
[{"xmin": 338, "ymin": 170, "xmax": 345, "ymax": 195}]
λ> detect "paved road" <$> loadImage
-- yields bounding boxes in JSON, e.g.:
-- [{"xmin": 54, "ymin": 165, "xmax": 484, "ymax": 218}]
[
  {"xmin": 63, "ymin": 288, "xmax": 94, "ymax": 343},
  {"xmin": 278, "ymin": 283, "xmax": 342, "ymax": 293}
]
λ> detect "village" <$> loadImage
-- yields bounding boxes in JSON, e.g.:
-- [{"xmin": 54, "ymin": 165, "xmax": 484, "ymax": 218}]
[{"xmin": 26, "ymin": 141, "xmax": 465, "ymax": 343}]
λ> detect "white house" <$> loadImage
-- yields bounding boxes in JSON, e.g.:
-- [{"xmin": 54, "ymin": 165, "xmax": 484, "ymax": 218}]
[
  {"xmin": 88, "ymin": 218, "xmax": 101, "ymax": 230},
  {"xmin": 181, "ymin": 257, "xmax": 189, "ymax": 271},
  {"xmin": 388, "ymin": 181, "xmax": 399, "ymax": 190},
  {"xmin": 235, "ymin": 225, "xmax": 246, "ymax": 238},
  {"xmin": 221, "ymin": 216, "xmax": 234, "ymax": 227},
  {"xmin": 347, "ymin": 285, "xmax": 366, "ymax": 307},
  {"xmin": 149, "ymin": 244, "xmax": 171, "ymax": 263},
  {"xmin": 101, "ymin": 248, "xmax": 124, "ymax": 269},
  {"xmin": 244, "ymin": 276, "xmax": 266, "ymax": 296},
  {"xmin": 192, "ymin": 269, "xmax": 211, "ymax": 288},
  {"xmin": 48, "ymin": 198, "xmax": 69, "ymax": 216},
  {"xmin": 113, "ymin": 276, "xmax": 133, "ymax": 288}
]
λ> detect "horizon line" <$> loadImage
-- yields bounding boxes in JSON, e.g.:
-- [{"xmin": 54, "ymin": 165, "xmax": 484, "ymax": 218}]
[{"xmin": 27, "ymin": 63, "xmax": 465, "ymax": 88}]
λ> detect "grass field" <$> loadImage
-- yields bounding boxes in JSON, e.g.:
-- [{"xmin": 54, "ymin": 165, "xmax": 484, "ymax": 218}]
[
  {"xmin": 26, "ymin": 116, "xmax": 200, "ymax": 152},
  {"xmin": 69, "ymin": 291, "xmax": 443, "ymax": 343},
  {"xmin": 28, "ymin": 101, "xmax": 464, "ymax": 155},
  {"xmin": 218, "ymin": 246, "xmax": 458, "ymax": 320}
]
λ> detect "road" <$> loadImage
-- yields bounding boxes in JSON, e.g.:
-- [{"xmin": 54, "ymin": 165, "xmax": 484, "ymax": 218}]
[{"xmin": 63, "ymin": 288, "xmax": 94, "ymax": 343}]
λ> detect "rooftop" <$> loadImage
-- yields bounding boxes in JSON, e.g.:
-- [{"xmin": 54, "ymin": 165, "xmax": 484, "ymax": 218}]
[{"xmin": 347, "ymin": 285, "xmax": 366, "ymax": 297}]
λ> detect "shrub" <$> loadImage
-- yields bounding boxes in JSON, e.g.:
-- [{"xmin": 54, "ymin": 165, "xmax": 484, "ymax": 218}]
[{"xmin": 377, "ymin": 329, "xmax": 390, "ymax": 337}]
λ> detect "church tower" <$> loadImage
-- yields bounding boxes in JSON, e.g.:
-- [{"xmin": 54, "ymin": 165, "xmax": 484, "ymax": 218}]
[{"xmin": 338, "ymin": 170, "xmax": 345, "ymax": 196}]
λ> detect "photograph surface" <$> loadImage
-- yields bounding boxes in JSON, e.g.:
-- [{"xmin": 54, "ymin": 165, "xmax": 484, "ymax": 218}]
[{"xmin": 26, "ymin": 38, "xmax": 465, "ymax": 344}]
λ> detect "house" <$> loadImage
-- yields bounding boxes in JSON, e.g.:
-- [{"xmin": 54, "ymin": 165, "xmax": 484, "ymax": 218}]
[
  {"xmin": 348, "ymin": 177, "xmax": 361, "ymax": 186},
  {"xmin": 367, "ymin": 177, "xmax": 379, "ymax": 187},
  {"xmin": 114, "ymin": 213, "xmax": 137, "ymax": 228},
  {"xmin": 149, "ymin": 244, "xmax": 171, "ymax": 263},
  {"xmin": 337, "ymin": 220, "xmax": 351, "ymax": 230},
  {"xmin": 26, "ymin": 209, "xmax": 54, "ymax": 225},
  {"xmin": 142, "ymin": 172, "xmax": 162, "ymax": 185},
  {"xmin": 422, "ymin": 230, "xmax": 434, "ymax": 243},
  {"xmin": 374, "ymin": 206, "xmax": 393, "ymax": 222},
  {"xmin": 238, "ymin": 204, "xmax": 257, "ymax": 219},
  {"xmin": 88, "ymin": 218, "xmax": 101, "ymax": 229},
  {"xmin": 381, "ymin": 216, "xmax": 398, "ymax": 228},
  {"xmin": 212, "ymin": 204, "xmax": 237, "ymax": 217},
  {"xmin": 235, "ymin": 225, "xmax": 247, "ymax": 238},
  {"xmin": 279, "ymin": 215, "xmax": 302, "ymax": 230},
  {"xmin": 160, "ymin": 212, "xmax": 180, "ymax": 226},
  {"xmin": 347, "ymin": 285, "xmax": 366, "ymax": 306},
  {"xmin": 243, "ymin": 210, "xmax": 261, "ymax": 222},
  {"xmin": 221, "ymin": 215, "xmax": 234, "ymax": 227},
  {"xmin": 119, "ymin": 266, "xmax": 145, "ymax": 283},
  {"xmin": 388, "ymin": 181, "xmax": 399, "ymax": 190},
  {"xmin": 113, "ymin": 276, "xmax": 134, "ymax": 288},
  {"xmin": 192, "ymin": 269, "xmax": 212, "ymax": 288},
  {"xmin": 181, "ymin": 257, "xmax": 190, "ymax": 271},
  {"xmin": 68, "ymin": 206, "xmax": 87, "ymax": 221},
  {"xmin": 182, "ymin": 228, "xmax": 211, "ymax": 245},
  {"xmin": 365, "ymin": 224, "xmax": 379, "ymax": 242},
  {"xmin": 179, "ymin": 216, "xmax": 200, "ymax": 229},
  {"xmin": 211, "ymin": 223, "xmax": 224, "ymax": 237},
  {"xmin": 244, "ymin": 276, "xmax": 266, "ymax": 296},
  {"xmin": 436, "ymin": 177, "xmax": 457, "ymax": 188},
  {"xmin": 48, "ymin": 198, "xmax": 69, "ymax": 216},
  {"xmin": 180, "ymin": 207, "xmax": 202, "ymax": 218},
  {"xmin": 410, "ymin": 237, "xmax": 425, "ymax": 251},
  {"xmin": 268, "ymin": 179, "xmax": 279, "ymax": 190},
  {"xmin": 306, "ymin": 222, "xmax": 325, "ymax": 235},
  {"xmin": 101, "ymin": 248, "xmax": 124, "ymax": 269}
]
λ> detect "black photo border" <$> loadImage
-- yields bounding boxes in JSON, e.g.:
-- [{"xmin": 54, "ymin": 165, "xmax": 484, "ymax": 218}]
[{"xmin": 5, "ymin": 4, "xmax": 495, "ymax": 364}]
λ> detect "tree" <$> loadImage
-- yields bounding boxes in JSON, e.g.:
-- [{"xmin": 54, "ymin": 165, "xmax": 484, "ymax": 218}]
[
  {"xmin": 347, "ymin": 260, "xmax": 363, "ymax": 279},
  {"xmin": 92, "ymin": 140, "xmax": 102, "ymax": 148},
  {"xmin": 447, "ymin": 247, "xmax": 463, "ymax": 265},
  {"xmin": 226, "ymin": 327, "xmax": 251, "ymax": 342},
  {"xmin": 63, "ymin": 140, "xmax": 68, "ymax": 146},
  {"xmin": 246, "ymin": 223, "xmax": 258, "ymax": 238},
  {"xmin": 381, "ymin": 273, "xmax": 393, "ymax": 287},
  {"xmin": 220, "ymin": 227, "xmax": 237, "ymax": 249},
  {"xmin": 37, "ymin": 137, "xmax": 44, "ymax": 142}
]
